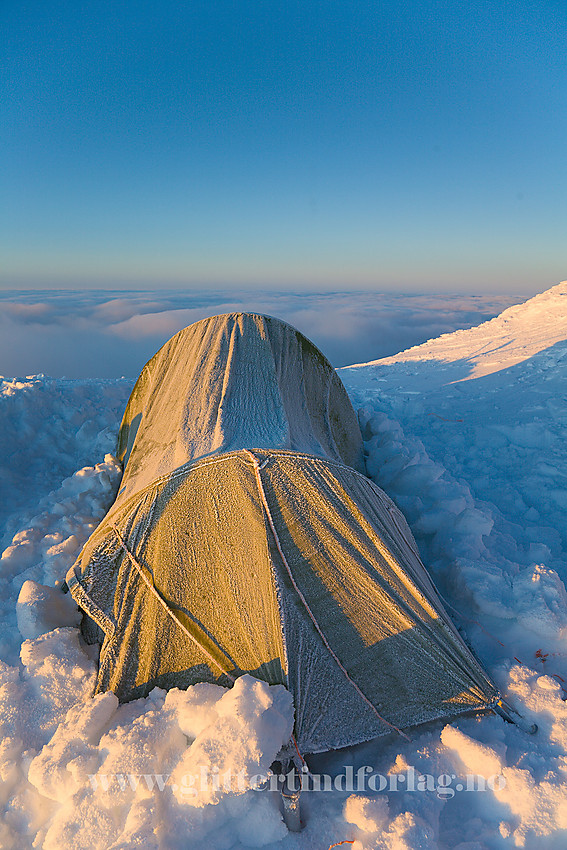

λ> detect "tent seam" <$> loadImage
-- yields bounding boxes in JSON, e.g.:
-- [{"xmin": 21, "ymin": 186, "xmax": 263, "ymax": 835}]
[
  {"xmin": 244, "ymin": 449, "xmax": 411, "ymax": 742},
  {"xmin": 109, "ymin": 522, "xmax": 236, "ymax": 684},
  {"xmin": 116, "ymin": 449, "xmax": 374, "ymax": 514}
]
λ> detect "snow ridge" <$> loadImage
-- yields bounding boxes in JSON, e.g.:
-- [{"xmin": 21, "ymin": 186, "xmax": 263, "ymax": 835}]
[{"xmin": 344, "ymin": 280, "xmax": 567, "ymax": 382}]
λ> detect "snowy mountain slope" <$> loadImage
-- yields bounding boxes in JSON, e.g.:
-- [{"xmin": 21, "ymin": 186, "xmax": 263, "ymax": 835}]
[
  {"xmin": 339, "ymin": 284, "xmax": 567, "ymax": 634},
  {"xmin": 344, "ymin": 281, "xmax": 567, "ymax": 385},
  {"xmin": 2, "ymin": 285, "xmax": 567, "ymax": 849}
]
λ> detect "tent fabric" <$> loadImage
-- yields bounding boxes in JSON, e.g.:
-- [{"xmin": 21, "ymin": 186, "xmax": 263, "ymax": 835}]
[
  {"xmin": 114, "ymin": 312, "xmax": 366, "ymax": 503},
  {"xmin": 66, "ymin": 312, "xmax": 499, "ymax": 753}
]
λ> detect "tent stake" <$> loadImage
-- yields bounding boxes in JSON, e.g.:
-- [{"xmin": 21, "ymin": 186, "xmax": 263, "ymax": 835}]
[
  {"xmin": 282, "ymin": 788, "xmax": 302, "ymax": 832},
  {"xmin": 494, "ymin": 699, "xmax": 538, "ymax": 734}
]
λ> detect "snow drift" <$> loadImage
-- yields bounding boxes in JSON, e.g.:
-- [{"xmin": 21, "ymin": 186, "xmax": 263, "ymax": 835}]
[{"xmin": 1, "ymin": 283, "xmax": 567, "ymax": 849}]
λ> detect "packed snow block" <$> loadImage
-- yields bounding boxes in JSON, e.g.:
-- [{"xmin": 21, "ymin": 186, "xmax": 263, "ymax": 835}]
[
  {"xmin": 17, "ymin": 580, "xmax": 81, "ymax": 639},
  {"xmin": 66, "ymin": 313, "xmax": 499, "ymax": 754},
  {"xmin": 20, "ymin": 628, "xmax": 97, "ymax": 709},
  {"xmin": 344, "ymin": 794, "xmax": 389, "ymax": 834},
  {"xmin": 25, "ymin": 676, "xmax": 294, "ymax": 850},
  {"xmin": 441, "ymin": 725, "xmax": 504, "ymax": 778},
  {"xmin": 170, "ymin": 675, "xmax": 294, "ymax": 807},
  {"xmin": 27, "ymin": 691, "xmax": 119, "ymax": 802},
  {"xmin": 512, "ymin": 564, "xmax": 567, "ymax": 638}
]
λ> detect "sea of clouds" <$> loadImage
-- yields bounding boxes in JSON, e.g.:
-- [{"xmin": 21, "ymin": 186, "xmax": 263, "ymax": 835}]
[{"xmin": 0, "ymin": 289, "xmax": 525, "ymax": 379}]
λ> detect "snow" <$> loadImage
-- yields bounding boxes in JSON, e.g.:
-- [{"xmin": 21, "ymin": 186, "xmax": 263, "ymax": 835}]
[
  {"xmin": 2, "ymin": 283, "xmax": 567, "ymax": 848},
  {"xmin": 344, "ymin": 281, "xmax": 567, "ymax": 383},
  {"xmin": 16, "ymin": 581, "xmax": 82, "ymax": 641}
]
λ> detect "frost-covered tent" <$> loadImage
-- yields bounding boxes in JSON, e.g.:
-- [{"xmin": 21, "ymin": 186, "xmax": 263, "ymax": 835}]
[{"xmin": 66, "ymin": 313, "xmax": 500, "ymax": 753}]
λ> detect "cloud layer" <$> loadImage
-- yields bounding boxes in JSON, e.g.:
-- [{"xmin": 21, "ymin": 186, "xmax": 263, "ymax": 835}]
[{"xmin": 0, "ymin": 289, "xmax": 525, "ymax": 379}]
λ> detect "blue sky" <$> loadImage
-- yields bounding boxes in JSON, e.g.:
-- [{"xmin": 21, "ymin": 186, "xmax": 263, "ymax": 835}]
[{"xmin": 2, "ymin": 0, "xmax": 565, "ymax": 292}]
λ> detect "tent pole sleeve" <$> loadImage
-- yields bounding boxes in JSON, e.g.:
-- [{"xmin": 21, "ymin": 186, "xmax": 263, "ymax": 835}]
[{"xmin": 109, "ymin": 523, "xmax": 236, "ymax": 683}]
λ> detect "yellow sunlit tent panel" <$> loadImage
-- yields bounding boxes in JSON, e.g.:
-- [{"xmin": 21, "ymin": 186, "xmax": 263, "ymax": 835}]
[{"xmin": 66, "ymin": 313, "xmax": 499, "ymax": 753}]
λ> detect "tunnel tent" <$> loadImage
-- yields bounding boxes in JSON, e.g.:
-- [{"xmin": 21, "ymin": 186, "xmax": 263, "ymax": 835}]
[{"xmin": 66, "ymin": 312, "xmax": 500, "ymax": 754}]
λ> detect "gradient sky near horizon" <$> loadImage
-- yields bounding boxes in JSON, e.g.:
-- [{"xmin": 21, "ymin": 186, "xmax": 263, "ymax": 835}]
[{"xmin": 2, "ymin": 0, "xmax": 565, "ymax": 293}]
